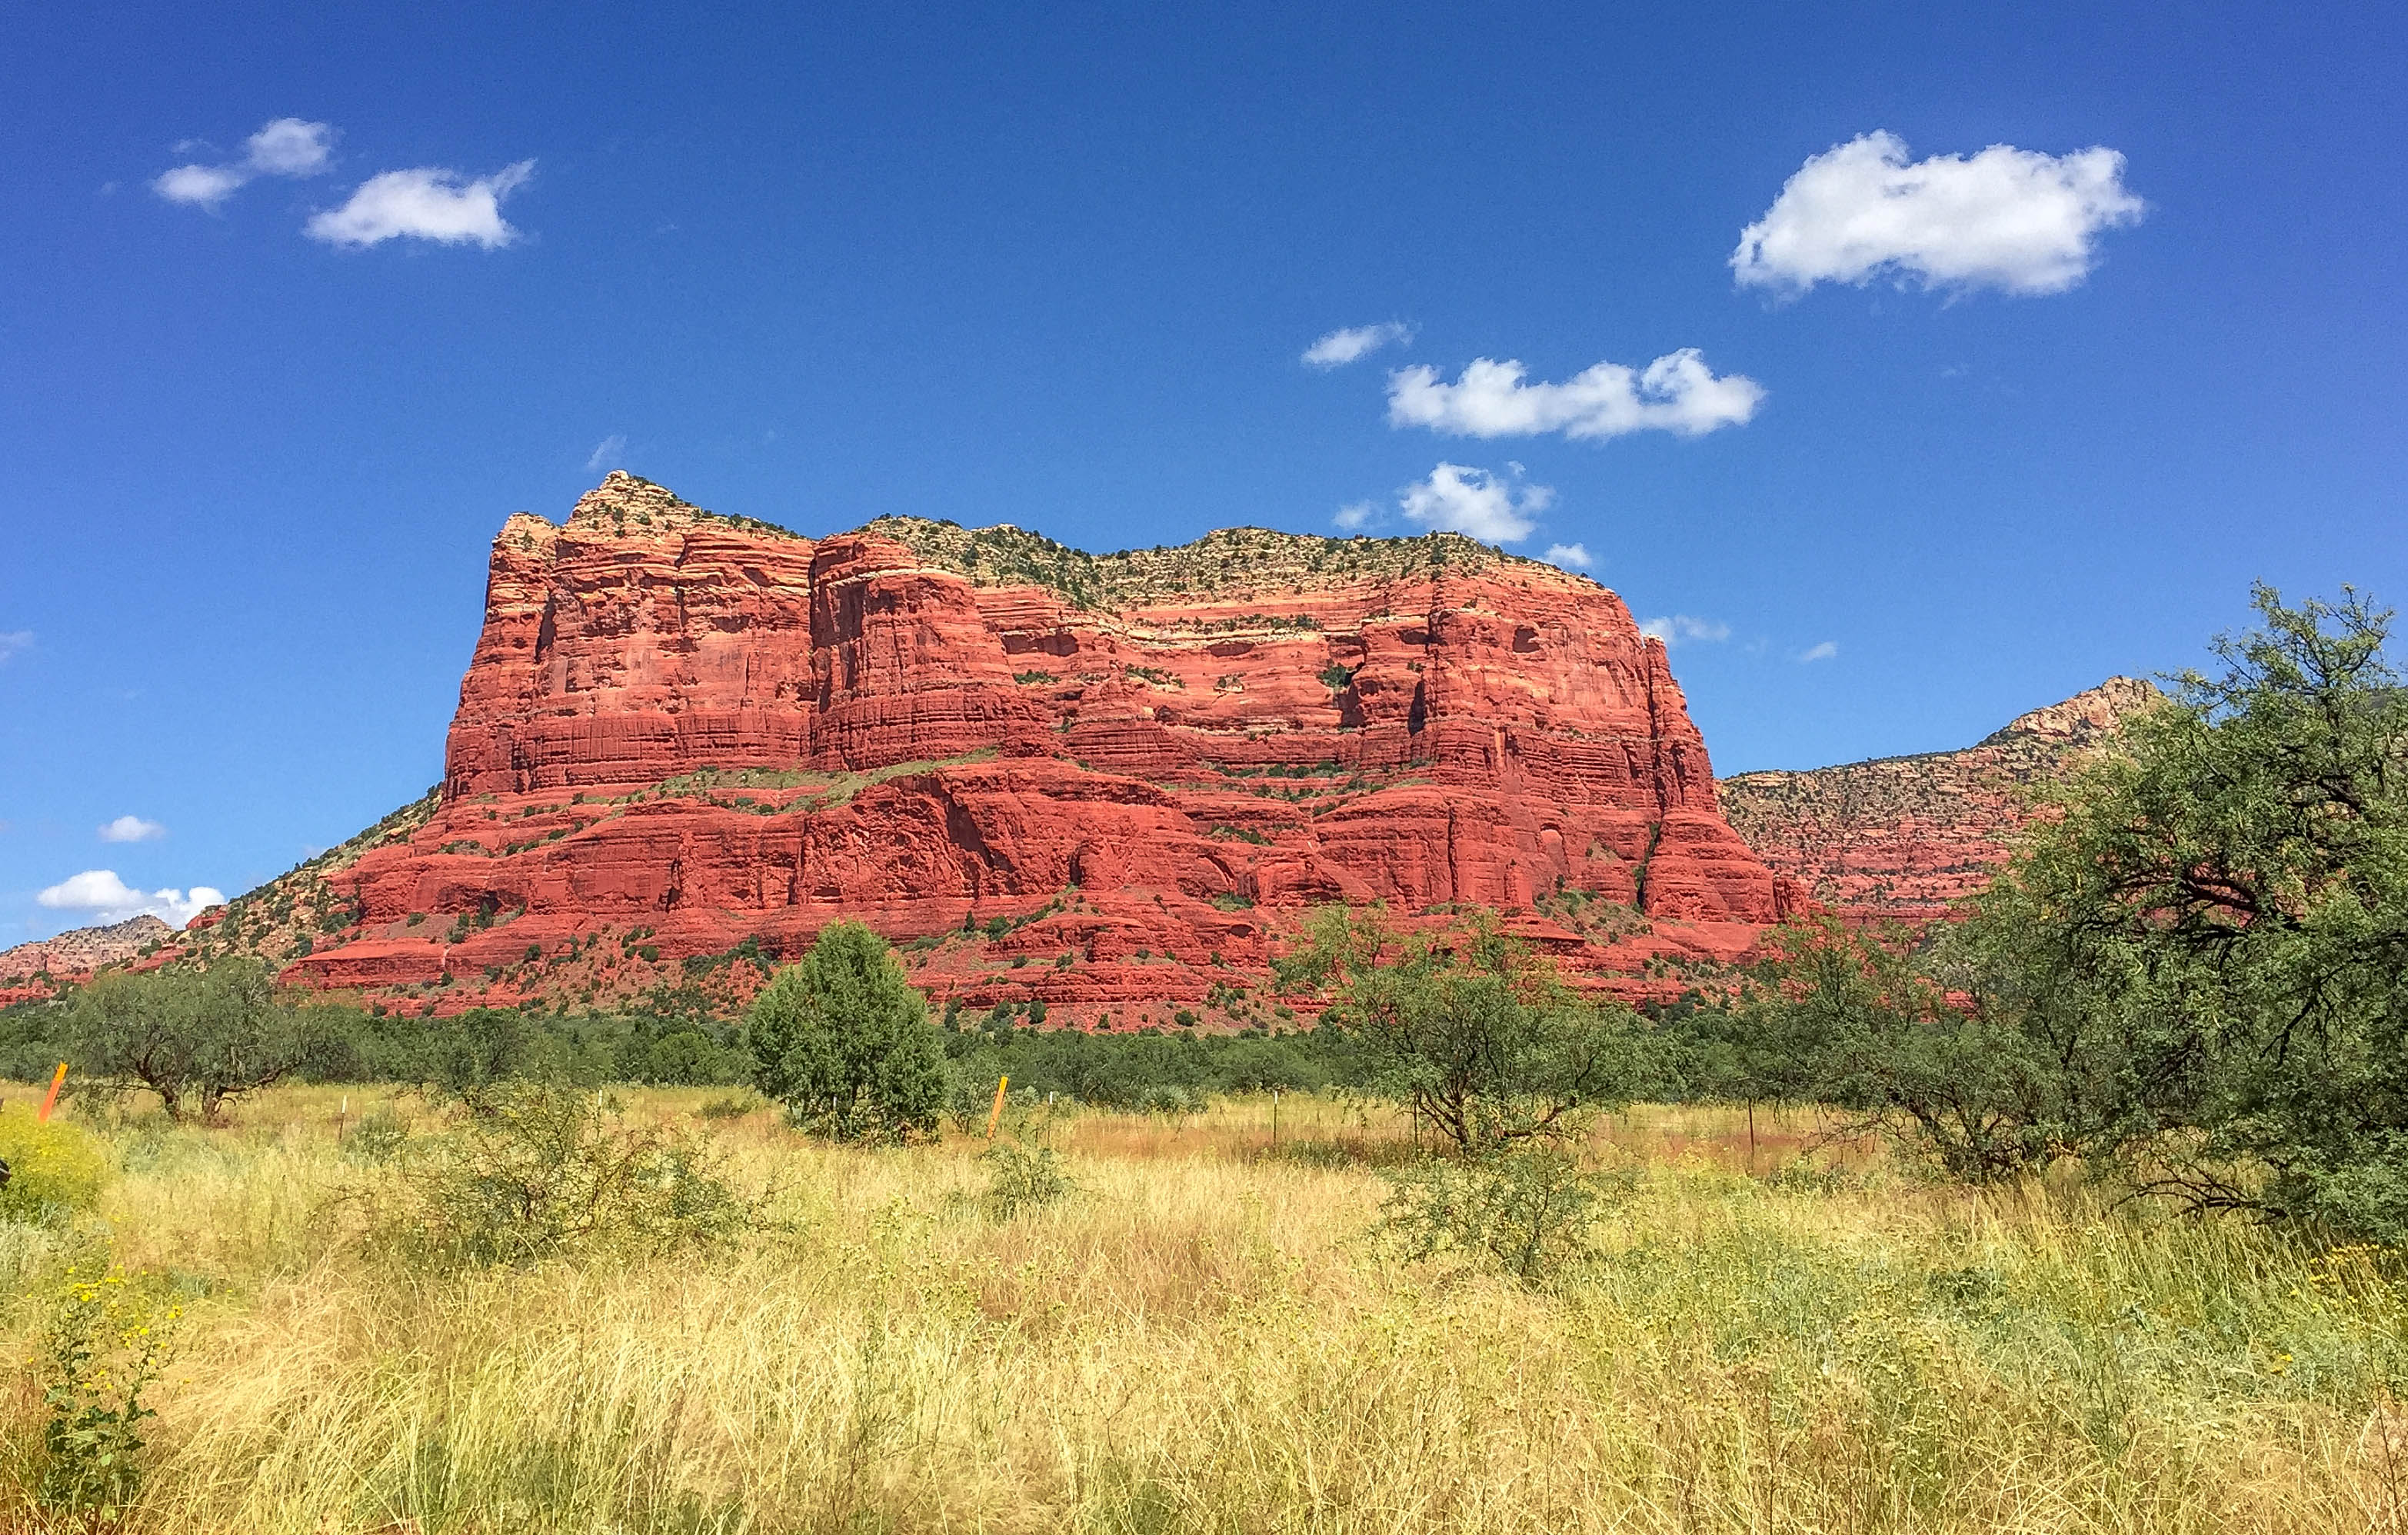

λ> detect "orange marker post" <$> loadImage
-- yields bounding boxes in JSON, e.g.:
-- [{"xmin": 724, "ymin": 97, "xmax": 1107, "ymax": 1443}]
[
  {"xmin": 37, "ymin": 1062, "xmax": 68, "ymax": 1123},
  {"xmin": 986, "ymin": 1074, "xmax": 1010, "ymax": 1140}
]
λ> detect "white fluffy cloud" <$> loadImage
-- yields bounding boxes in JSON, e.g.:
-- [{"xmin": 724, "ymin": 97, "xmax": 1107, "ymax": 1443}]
[
  {"xmin": 38, "ymin": 870, "xmax": 225, "ymax": 928},
  {"xmin": 1798, "ymin": 641, "xmax": 1840, "ymax": 663},
  {"xmin": 98, "ymin": 816, "xmax": 166, "ymax": 844},
  {"xmin": 585, "ymin": 435, "xmax": 628, "ymax": 474},
  {"xmin": 1732, "ymin": 131, "xmax": 2144, "ymax": 297},
  {"xmin": 306, "ymin": 161, "xmax": 535, "ymax": 249},
  {"xmin": 1388, "ymin": 350, "xmax": 1764, "ymax": 441},
  {"xmin": 0, "ymin": 631, "xmax": 30, "ymax": 664},
  {"xmin": 1332, "ymin": 500, "xmax": 1377, "ymax": 531},
  {"xmin": 1637, "ymin": 615, "xmax": 1730, "ymax": 646},
  {"xmin": 154, "ymin": 118, "xmax": 336, "ymax": 208},
  {"xmin": 1397, "ymin": 462, "xmax": 1553, "ymax": 544},
  {"xmin": 1304, "ymin": 322, "xmax": 1413, "ymax": 369},
  {"xmin": 1542, "ymin": 543, "xmax": 1593, "ymax": 570}
]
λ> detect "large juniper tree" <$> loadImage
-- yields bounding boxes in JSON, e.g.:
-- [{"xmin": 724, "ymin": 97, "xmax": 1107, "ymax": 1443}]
[{"xmin": 745, "ymin": 921, "xmax": 944, "ymax": 1144}]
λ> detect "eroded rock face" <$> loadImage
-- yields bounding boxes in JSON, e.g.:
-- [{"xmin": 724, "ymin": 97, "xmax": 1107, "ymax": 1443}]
[
  {"xmin": 188, "ymin": 474, "xmax": 1800, "ymax": 1021},
  {"xmin": 1717, "ymin": 678, "xmax": 2163, "ymax": 921}
]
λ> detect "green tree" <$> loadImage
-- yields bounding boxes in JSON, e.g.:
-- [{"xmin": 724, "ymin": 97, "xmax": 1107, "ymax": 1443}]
[
  {"xmin": 423, "ymin": 1007, "xmax": 562, "ymax": 1101},
  {"xmin": 67, "ymin": 960, "xmax": 335, "ymax": 1122},
  {"xmin": 1723, "ymin": 917, "xmax": 2087, "ymax": 1183},
  {"xmin": 746, "ymin": 921, "xmax": 944, "ymax": 1143},
  {"xmin": 1737, "ymin": 586, "xmax": 2408, "ymax": 1238},
  {"xmin": 1953, "ymin": 585, "xmax": 2408, "ymax": 1234},
  {"xmin": 1276, "ymin": 904, "xmax": 1649, "ymax": 1151}
]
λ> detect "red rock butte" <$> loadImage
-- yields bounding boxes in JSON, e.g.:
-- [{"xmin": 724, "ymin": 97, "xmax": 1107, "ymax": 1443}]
[{"xmin": 188, "ymin": 473, "xmax": 1804, "ymax": 1023}]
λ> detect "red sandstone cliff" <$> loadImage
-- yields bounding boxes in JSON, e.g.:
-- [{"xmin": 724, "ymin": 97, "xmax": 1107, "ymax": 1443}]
[
  {"xmin": 1715, "ymin": 678, "xmax": 2163, "ymax": 921},
  {"xmin": 175, "ymin": 473, "xmax": 1798, "ymax": 1022}
]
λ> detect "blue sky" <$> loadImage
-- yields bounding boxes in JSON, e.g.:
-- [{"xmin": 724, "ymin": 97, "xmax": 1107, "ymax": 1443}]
[{"xmin": 3, "ymin": 1, "xmax": 2403, "ymax": 941}]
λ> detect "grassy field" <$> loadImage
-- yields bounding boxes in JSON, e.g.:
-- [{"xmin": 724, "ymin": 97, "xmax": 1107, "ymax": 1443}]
[{"xmin": 2, "ymin": 1086, "xmax": 2405, "ymax": 1533}]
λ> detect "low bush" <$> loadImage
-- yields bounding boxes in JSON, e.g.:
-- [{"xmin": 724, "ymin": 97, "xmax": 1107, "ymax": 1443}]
[
  {"xmin": 971, "ymin": 1141, "xmax": 1077, "ymax": 1220},
  {"xmin": 341, "ymin": 1104, "xmax": 413, "ymax": 1164},
  {"xmin": 1374, "ymin": 1146, "xmax": 1627, "ymax": 1288},
  {"xmin": 34, "ymin": 1264, "xmax": 180, "ymax": 1523},
  {"xmin": 364, "ymin": 1083, "xmax": 753, "ymax": 1269},
  {"xmin": 0, "ymin": 1108, "xmax": 110, "ymax": 1225}
]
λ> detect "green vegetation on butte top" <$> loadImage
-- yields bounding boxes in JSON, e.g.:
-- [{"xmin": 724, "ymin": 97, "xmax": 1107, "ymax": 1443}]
[{"xmin": 864, "ymin": 516, "xmax": 1546, "ymax": 609}]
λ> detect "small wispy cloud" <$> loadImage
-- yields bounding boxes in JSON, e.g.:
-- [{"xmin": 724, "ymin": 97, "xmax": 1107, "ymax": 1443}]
[
  {"xmin": 1733, "ymin": 131, "xmax": 2145, "ymax": 298},
  {"xmin": 37, "ymin": 870, "xmax": 225, "ymax": 928},
  {"xmin": 1303, "ymin": 321, "xmax": 1413, "ymax": 369},
  {"xmin": 586, "ymin": 435, "xmax": 628, "ymax": 474},
  {"xmin": 1388, "ymin": 350, "xmax": 1764, "ymax": 441},
  {"xmin": 1332, "ymin": 500, "xmax": 1377, "ymax": 531},
  {"xmin": 1637, "ymin": 615, "xmax": 1731, "ymax": 646},
  {"xmin": 243, "ymin": 118, "xmax": 337, "ymax": 175},
  {"xmin": 155, "ymin": 163, "xmax": 249, "ymax": 208},
  {"xmin": 98, "ymin": 815, "xmax": 166, "ymax": 844},
  {"xmin": 1798, "ymin": 641, "xmax": 1840, "ymax": 664},
  {"xmin": 154, "ymin": 118, "xmax": 337, "ymax": 209},
  {"xmin": 1397, "ymin": 462, "xmax": 1553, "ymax": 544},
  {"xmin": 1542, "ymin": 543, "xmax": 1593, "ymax": 570},
  {"xmin": 306, "ymin": 160, "xmax": 535, "ymax": 249},
  {"xmin": 0, "ymin": 630, "xmax": 30, "ymax": 664}
]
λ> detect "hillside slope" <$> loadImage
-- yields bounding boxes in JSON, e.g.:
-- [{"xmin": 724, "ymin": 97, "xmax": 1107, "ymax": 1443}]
[
  {"xmin": 0, "ymin": 914, "xmax": 175, "ymax": 1006},
  {"xmin": 1716, "ymin": 678, "xmax": 2163, "ymax": 920}
]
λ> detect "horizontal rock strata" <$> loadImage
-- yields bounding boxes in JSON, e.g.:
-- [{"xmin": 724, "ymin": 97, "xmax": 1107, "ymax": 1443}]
[{"xmin": 180, "ymin": 473, "xmax": 1804, "ymax": 1022}]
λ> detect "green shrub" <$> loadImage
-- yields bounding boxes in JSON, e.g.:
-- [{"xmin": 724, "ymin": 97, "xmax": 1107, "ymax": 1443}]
[
  {"xmin": 1278, "ymin": 905, "xmax": 1652, "ymax": 1151},
  {"xmin": 747, "ymin": 922, "xmax": 945, "ymax": 1144},
  {"xmin": 367, "ymin": 1083, "xmax": 751, "ymax": 1269},
  {"xmin": 1375, "ymin": 1147, "xmax": 1626, "ymax": 1288},
  {"xmin": 973, "ymin": 1142, "xmax": 1077, "ymax": 1220},
  {"xmin": 35, "ymin": 1265, "xmax": 179, "ymax": 1521},
  {"xmin": 342, "ymin": 1104, "xmax": 413, "ymax": 1164}
]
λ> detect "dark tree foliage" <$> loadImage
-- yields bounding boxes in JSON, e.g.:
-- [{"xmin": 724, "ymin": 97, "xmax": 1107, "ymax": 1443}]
[
  {"xmin": 1716, "ymin": 918, "xmax": 2095, "ymax": 1184},
  {"xmin": 746, "ymin": 921, "xmax": 946, "ymax": 1144},
  {"xmin": 1963, "ymin": 585, "xmax": 2408, "ymax": 1234}
]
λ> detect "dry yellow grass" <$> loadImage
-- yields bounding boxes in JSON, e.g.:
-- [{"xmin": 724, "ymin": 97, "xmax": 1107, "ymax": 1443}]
[{"xmin": 4, "ymin": 1087, "xmax": 2405, "ymax": 1533}]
